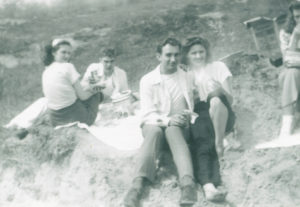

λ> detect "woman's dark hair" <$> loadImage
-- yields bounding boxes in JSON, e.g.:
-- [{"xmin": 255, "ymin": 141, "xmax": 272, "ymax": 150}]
[
  {"xmin": 283, "ymin": 1, "xmax": 300, "ymax": 34},
  {"xmin": 43, "ymin": 40, "xmax": 71, "ymax": 66},
  {"xmin": 181, "ymin": 36, "xmax": 212, "ymax": 65}
]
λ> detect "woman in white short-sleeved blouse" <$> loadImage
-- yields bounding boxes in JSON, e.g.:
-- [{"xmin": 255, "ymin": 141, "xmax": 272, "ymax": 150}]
[
  {"xmin": 42, "ymin": 39, "xmax": 103, "ymax": 126},
  {"xmin": 183, "ymin": 37, "xmax": 234, "ymax": 158},
  {"xmin": 181, "ymin": 36, "xmax": 233, "ymax": 202}
]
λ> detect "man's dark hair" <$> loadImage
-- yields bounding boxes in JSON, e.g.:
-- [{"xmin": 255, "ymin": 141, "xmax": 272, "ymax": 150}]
[
  {"xmin": 101, "ymin": 48, "xmax": 116, "ymax": 58},
  {"xmin": 156, "ymin": 37, "xmax": 182, "ymax": 54}
]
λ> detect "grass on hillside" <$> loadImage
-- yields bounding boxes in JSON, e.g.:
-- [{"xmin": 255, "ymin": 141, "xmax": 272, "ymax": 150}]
[
  {"xmin": 0, "ymin": 1, "xmax": 298, "ymax": 206},
  {"xmin": 0, "ymin": 0, "xmax": 289, "ymax": 125}
]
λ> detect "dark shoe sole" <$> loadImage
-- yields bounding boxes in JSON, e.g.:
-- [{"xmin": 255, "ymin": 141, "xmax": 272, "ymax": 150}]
[
  {"xmin": 123, "ymin": 188, "xmax": 142, "ymax": 207},
  {"xmin": 206, "ymin": 191, "xmax": 227, "ymax": 203},
  {"xmin": 180, "ymin": 185, "xmax": 197, "ymax": 206}
]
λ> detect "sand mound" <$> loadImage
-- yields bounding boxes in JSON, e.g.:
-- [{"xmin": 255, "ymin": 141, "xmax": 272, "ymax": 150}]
[{"xmin": 0, "ymin": 54, "xmax": 299, "ymax": 207}]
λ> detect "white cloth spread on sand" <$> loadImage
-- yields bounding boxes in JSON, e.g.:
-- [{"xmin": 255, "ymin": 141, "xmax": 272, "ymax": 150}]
[
  {"xmin": 75, "ymin": 114, "xmax": 143, "ymax": 151},
  {"xmin": 5, "ymin": 102, "xmax": 143, "ymax": 151},
  {"xmin": 55, "ymin": 106, "xmax": 143, "ymax": 151}
]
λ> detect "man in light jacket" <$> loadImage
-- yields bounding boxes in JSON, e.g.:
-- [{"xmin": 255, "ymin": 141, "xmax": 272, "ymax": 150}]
[
  {"xmin": 123, "ymin": 38, "xmax": 197, "ymax": 207},
  {"xmin": 82, "ymin": 48, "xmax": 129, "ymax": 101}
]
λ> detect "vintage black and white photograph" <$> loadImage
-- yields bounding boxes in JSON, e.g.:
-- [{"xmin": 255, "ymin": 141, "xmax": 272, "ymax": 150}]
[{"xmin": 0, "ymin": 0, "xmax": 299, "ymax": 206}]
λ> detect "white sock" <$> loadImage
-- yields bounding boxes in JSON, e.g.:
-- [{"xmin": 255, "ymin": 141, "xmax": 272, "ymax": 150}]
[
  {"xmin": 223, "ymin": 138, "xmax": 229, "ymax": 148},
  {"xmin": 280, "ymin": 115, "xmax": 294, "ymax": 136},
  {"xmin": 203, "ymin": 183, "xmax": 217, "ymax": 192}
]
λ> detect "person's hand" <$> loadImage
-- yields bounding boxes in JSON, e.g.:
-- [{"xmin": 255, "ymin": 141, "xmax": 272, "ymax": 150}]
[
  {"xmin": 169, "ymin": 113, "xmax": 190, "ymax": 127},
  {"xmin": 285, "ymin": 59, "xmax": 292, "ymax": 67},
  {"xmin": 181, "ymin": 110, "xmax": 191, "ymax": 122},
  {"xmin": 284, "ymin": 60, "xmax": 300, "ymax": 68},
  {"xmin": 91, "ymin": 82, "xmax": 106, "ymax": 93},
  {"xmin": 208, "ymin": 79, "xmax": 222, "ymax": 92},
  {"xmin": 92, "ymin": 86, "xmax": 104, "ymax": 93}
]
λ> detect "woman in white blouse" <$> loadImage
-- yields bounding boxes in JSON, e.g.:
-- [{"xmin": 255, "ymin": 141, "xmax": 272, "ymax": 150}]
[
  {"xmin": 183, "ymin": 36, "xmax": 234, "ymax": 158},
  {"xmin": 42, "ymin": 39, "xmax": 103, "ymax": 126},
  {"xmin": 181, "ymin": 36, "xmax": 233, "ymax": 202}
]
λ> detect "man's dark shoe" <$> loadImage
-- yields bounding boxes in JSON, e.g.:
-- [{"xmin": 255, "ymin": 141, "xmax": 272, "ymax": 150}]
[
  {"xmin": 180, "ymin": 184, "xmax": 198, "ymax": 206},
  {"xmin": 123, "ymin": 187, "xmax": 142, "ymax": 207}
]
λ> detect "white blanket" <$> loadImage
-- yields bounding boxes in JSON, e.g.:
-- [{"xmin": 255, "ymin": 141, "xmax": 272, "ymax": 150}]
[
  {"xmin": 4, "ymin": 100, "xmax": 143, "ymax": 151},
  {"xmin": 76, "ymin": 115, "xmax": 143, "ymax": 151},
  {"xmin": 55, "ymin": 103, "xmax": 144, "ymax": 151}
]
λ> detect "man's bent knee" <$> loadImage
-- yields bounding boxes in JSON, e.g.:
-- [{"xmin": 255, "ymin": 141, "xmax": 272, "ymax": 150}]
[
  {"xmin": 165, "ymin": 126, "xmax": 187, "ymax": 142},
  {"xmin": 165, "ymin": 126, "xmax": 186, "ymax": 137},
  {"xmin": 142, "ymin": 125, "xmax": 164, "ymax": 140}
]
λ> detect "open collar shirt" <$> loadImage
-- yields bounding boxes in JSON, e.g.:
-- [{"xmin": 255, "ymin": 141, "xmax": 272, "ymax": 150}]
[
  {"xmin": 81, "ymin": 63, "xmax": 129, "ymax": 96},
  {"xmin": 139, "ymin": 64, "xmax": 194, "ymax": 127}
]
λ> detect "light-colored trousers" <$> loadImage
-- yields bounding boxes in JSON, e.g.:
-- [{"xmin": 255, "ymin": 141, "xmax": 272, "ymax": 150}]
[{"xmin": 135, "ymin": 124, "xmax": 194, "ymax": 183}]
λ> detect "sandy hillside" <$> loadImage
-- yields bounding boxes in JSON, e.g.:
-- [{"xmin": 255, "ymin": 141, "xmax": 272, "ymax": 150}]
[{"xmin": 0, "ymin": 0, "xmax": 299, "ymax": 206}]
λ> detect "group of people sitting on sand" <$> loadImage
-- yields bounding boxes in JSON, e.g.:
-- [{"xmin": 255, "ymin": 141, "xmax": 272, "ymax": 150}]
[
  {"xmin": 7, "ymin": 1, "xmax": 300, "ymax": 206},
  {"xmin": 13, "ymin": 36, "xmax": 232, "ymax": 206}
]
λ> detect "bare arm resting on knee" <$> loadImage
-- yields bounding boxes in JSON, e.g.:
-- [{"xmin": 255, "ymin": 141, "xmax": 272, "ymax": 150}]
[{"xmin": 73, "ymin": 79, "xmax": 100, "ymax": 101}]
